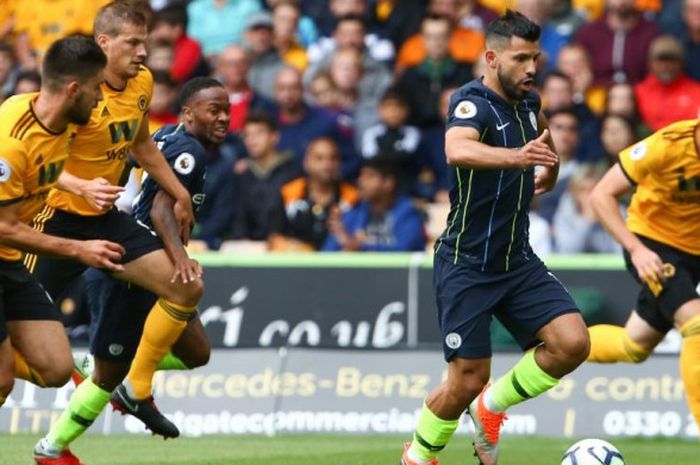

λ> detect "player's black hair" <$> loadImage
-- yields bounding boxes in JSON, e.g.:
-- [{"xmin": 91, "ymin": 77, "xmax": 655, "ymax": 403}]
[
  {"xmin": 485, "ymin": 10, "xmax": 540, "ymax": 47},
  {"xmin": 178, "ymin": 77, "xmax": 224, "ymax": 108},
  {"xmin": 94, "ymin": 0, "xmax": 152, "ymax": 37},
  {"xmin": 153, "ymin": 4, "xmax": 188, "ymax": 29},
  {"xmin": 42, "ymin": 36, "xmax": 107, "ymax": 92},
  {"xmin": 244, "ymin": 111, "xmax": 278, "ymax": 132}
]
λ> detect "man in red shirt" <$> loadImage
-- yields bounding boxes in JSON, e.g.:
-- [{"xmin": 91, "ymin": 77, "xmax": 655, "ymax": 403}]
[{"xmin": 635, "ymin": 35, "xmax": 700, "ymax": 130}]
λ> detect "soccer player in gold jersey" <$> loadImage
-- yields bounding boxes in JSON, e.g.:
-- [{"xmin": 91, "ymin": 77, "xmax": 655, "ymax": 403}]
[
  {"xmin": 588, "ymin": 119, "xmax": 700, "ymax": 432},
  {"xmin": 34, "ymin": 77, "xmax": 229, "ymax": 465},
  {"xmin": 25, "ymin": 1, "xmax": 201, "ymax": 438},
  {"xmin": 0, "ymin": 36, "xmax": 124, "ymax": 409}
]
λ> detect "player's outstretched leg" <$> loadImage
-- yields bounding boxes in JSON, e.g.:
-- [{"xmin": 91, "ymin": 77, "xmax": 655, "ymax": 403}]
[
  {"xmin": 34, "ymin": 377, "xmax": 110, "ymax": 465},
  {"xmin": 587, "ymin": 312, "xmax": 661, "ymax": 363},
  {"xmin": 587, "ymin": 325, "xmax": 650, "ymax": 363},
  {"xmin": 469, "ymin": 350, "xmax": 554, "ymax": 465},
  {"xmin": 110, "ymin": 250, "xmax": 203, "ymax": 437},
  {"xmin": 470, "ymin": 313, "xmax": 589, "ymax": 465},
  {"xmin": 34, "ymin": 359, "xmax": 130, "ymax": 465},
  {"xmin": 112, "ymin": 299, "xmax": 200, "ymax": 438},
  {"xmin": 403, "ymin": 358, "xmax": 489, "ymax": 465},
  {"xmin": 72, "ymin": 318, "xmax": 208, "ymax": 439},
  {"xmin": 7, "ymin": 320, "xmax": 74, "ymax": 389},
  {"xmin": 109, "ymin": 318, "xmax": 208, "ymax": 439},
  {"xmin": 401, "ymin": 403, "xmax": 458, "ymax": 465},
  {"xmin": 121, "ymin": 297, "xmax": 197, "ymax": 394},
  {"xmin": 679, "ymin": 314, "xmax": 700, "ymax": 429}
]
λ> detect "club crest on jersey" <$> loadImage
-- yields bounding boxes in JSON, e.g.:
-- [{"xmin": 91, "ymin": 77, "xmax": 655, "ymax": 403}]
[
  {"xmin": 630, "ymin": 141, "xmax": 647, "ymax": 160},
  {"xmin": 192, "ymin": 193, "xmax": 206, "ymax": 206},
  {"xmin": 529, "ymin": 111, "xmax": 537, "ymax": 131},
  {"xmin": 0, "ymin": 158, "xmax": 11, "ymax": 182},
  {"xmin": 137, "ymin": 94, "xmax": 148, "ymax": 112},
  {"xmin": 445, "ymin": 332, "xmax": 462, "ymax": 349},
  {"xmin": 454, "ymin": 100, "xmax": 477, "ymax": 119},
  {"xmin": 109, "ymin": 344, "xmax": 124, "ymax": 356},
  {"xmin": 174, "ymin": 153, "xmax": 195, "ymax": 175}
]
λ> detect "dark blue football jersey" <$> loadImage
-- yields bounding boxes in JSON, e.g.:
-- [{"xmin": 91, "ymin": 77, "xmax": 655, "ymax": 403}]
[
  {"xmin": 435, "ymin": 78, "xmax": 542, "ymax": 272},
  {"xmin": 132, "ymin": 124, "xmax": 207, "ymax": 228}
]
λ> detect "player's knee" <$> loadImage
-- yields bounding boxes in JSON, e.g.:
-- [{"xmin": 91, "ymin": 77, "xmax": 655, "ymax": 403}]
[
  {"xmin": 447, "ymin": 369, "xmax": 488, "ymax": 405},
  {"xmin": 558, "ymin": 330, "xmax": 591, "ymax": 367},
  {"xmin": 168, "ymin": 278, "xmax": 204, "ymax": 308},
  {"xmin": 188, "ymin": 278, "xmax": 204, "ymax": 303}
]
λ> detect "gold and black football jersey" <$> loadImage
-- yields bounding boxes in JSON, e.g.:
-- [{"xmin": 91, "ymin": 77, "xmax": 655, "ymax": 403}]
[
  {"xmin": 619, "ymin": 119, "xmax": 700, "ymax": 255},
  {"xmin": 46, "ymin": 66, "xmax": 153, "ymax": 216},
  {"xmin": 0, "ymin": 93, "xmax": 74, "ymax": 260}
]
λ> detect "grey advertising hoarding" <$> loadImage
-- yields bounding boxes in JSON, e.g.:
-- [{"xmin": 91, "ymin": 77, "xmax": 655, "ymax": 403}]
[
  {"xmin": 1, "ymin": 349, "xmax": 695, "ymax": 439},
  {"xmin": 197, "ymin": 266, "xmax": 413, "ymax": 349},
  {"xmin": 194, "ymin": 254, "xmax": 642, "ymax": 351}
]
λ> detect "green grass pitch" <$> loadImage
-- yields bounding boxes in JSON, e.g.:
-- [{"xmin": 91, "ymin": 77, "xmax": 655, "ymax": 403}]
[{"xmin": 0, "ymin": 434, "xmax": 696, "ymax": 465}]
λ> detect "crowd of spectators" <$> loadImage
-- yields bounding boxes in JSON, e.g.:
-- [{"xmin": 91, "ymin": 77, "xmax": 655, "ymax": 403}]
[{"xmin": 1, "ymin": 0, "xmax": 699, "ymax": 255}]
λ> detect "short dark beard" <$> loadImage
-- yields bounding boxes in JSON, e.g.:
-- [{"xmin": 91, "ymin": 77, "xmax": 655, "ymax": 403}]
[
  {"xmin": 497, "ymin": 65, "xmax": 527, "ymax": 101},
  {"xmin": 67, "ymin": 105, "xmax": 91, "ymax": 125}
]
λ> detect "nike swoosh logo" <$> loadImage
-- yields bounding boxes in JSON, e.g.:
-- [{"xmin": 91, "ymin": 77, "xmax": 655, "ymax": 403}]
[
  {"xmin": 118, "ymin": 390, "xmax": 139, "ymax": 413},
  {"xmin": 496, "ymin": 122, "xmax": 510, "ymax": 131}
]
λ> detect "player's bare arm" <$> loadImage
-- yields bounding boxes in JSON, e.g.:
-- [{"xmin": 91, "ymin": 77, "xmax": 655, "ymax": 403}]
[
  {"xmin": 446, "ymin": 125, "xmax": 557, "ymax": 169},
  {"xmin": 57, "ymin": 170, "xmax": 124, "ymax": 212},
  {"xmin": 131, "ymin": 117, "xmax": 194, "ymax": 242},
  {"xmin": 590, "ymin": 163, "xmax": 665, "ymax": 284},
  {"xmin": 534, "ymin": 111, "xmax": 559, "ymax": 194},
  {"xmin": 150, "ymin": 190, "xmax": 202, "ymax": 284},
  {"xmin": 0, "ymin": 201, "xmax": 124, "ymax": 271}
]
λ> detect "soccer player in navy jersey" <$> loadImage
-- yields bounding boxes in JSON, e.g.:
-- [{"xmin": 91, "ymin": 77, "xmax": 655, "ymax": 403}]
[{"xmin": 401, "ymin": 11, "xmax": 590, "ymax": 465}]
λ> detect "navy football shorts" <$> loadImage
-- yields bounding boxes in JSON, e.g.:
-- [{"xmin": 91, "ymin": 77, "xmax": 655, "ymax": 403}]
[
  {"xmin": 84, "ymin": 268, "xmax": 157, "ymax": 363},
  {"xmin": 433, "ymin": 252, "xmax": 579, "ymax": 361}
]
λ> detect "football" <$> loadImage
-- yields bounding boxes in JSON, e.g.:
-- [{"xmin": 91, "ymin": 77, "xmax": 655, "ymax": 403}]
[{"xmin": 560, "ymin": 438, "xmax": 625, "ymax": 465}]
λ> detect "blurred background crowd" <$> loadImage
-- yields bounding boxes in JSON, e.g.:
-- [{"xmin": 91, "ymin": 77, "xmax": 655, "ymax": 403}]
[{"xmin": 1, "ymin": 0, "xmax": 699, "ymax": 255}]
